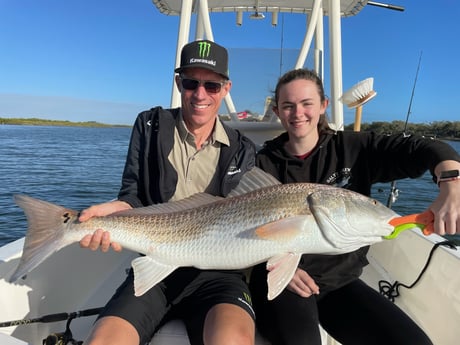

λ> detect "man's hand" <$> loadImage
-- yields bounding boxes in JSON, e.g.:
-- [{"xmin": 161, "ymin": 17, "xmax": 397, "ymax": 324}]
[{"xmin": 78, "ymin": 200, "xmax": 132, "ymax": 252}]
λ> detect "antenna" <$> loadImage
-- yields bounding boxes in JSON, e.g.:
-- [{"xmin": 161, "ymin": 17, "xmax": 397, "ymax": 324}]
[
  {"xmin": 279, "ymin": 13, "xmax": 284, "ymax": 76},
  {"xmin": 367, "ymin": 1, "xmax": 405, "ymax": 11}
]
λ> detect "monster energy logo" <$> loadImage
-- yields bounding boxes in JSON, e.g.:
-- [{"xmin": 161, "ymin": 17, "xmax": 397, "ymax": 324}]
[
  {"xmin": 243, "ymin": 292, "xmax": 252, "ymax": 305},
  {"xmin": 237, "ymin": 292, "xmax": 255, "ymax": 317},
  {"xmin": 190, "ymin": 41, "xmax": 216, "ymax": 67},
  {"xmin": 198, "ymin": 41, "xmax": 211, "ymax": 57}
]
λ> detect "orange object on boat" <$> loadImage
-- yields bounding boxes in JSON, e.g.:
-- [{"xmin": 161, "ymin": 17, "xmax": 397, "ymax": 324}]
[{"xmin": 388, "ymin": 210, "xmax": 434, "ymax": 238}]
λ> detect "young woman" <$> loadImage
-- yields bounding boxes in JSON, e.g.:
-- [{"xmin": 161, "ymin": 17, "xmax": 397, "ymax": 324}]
[{"xmin": 249, "ymin": 68, "xmax": 460, "ymax": 345}]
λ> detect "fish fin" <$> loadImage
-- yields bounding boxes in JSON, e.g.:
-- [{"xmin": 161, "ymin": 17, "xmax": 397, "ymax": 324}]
[
  {"xmin": 131, "ymin": 256, "xmax": 178, "ymax": 296},
  {"xmin": 255, "ymin": 216, "xmax": 308, "ymax": 240},
  {"xmin": 114, "ymin": 194, "xmax": 223, "ymax": 216},
  {"xmin": 10, "ymin": 195, "xmax": 77, "ymax": 282},
  {"xmin": 227, "ymin": 167, "xmax": 281, "ymax": 197},
  {"xmin": 266, "ymin": 253, "xmax": 302, "ymax": 300},
  {"xmin": 118, "ymin": 167, "xmax": 282, "ymax": 216}
]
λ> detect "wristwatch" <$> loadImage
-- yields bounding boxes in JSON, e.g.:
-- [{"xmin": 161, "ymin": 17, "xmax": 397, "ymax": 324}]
[{"xmin": 436, "ymin": 169, "xmax": 460, "ymax": 186}]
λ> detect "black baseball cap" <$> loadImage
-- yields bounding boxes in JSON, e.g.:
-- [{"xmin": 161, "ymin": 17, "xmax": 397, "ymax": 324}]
[{"xmin": 174, "ymin": 40, "xmax": 229, "ymax": 79}]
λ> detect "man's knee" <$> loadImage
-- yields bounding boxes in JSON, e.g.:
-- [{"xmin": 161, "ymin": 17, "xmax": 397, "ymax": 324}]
[
  {"xmin": 203, "ymin": 303, "xmax": 255, "ymax": 345},
  {"xmin": 85, "ymin": 316, "xmax": 140, "ymax": 345}
]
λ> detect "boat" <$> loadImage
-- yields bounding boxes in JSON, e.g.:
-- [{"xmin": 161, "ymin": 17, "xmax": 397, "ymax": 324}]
[{"xmin": 1, "ymin": 1, "xmax": 459, "ymax": 344}]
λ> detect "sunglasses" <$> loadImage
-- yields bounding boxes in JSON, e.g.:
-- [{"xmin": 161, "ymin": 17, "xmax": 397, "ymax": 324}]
[{"xmin": 180, "ymin": 77, "xmax": 226, "ymax": 94}]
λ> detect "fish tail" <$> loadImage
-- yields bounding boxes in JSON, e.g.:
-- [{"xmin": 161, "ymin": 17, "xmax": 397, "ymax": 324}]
[{"xmin": 9, "ymin": 194, "xmax": 77, "ymax": 282}]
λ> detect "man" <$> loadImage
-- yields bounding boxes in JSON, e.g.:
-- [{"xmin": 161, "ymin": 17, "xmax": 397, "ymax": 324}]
[{"xmin": 79, "ymin": 40, "xmax": 256, "ymax": 345}]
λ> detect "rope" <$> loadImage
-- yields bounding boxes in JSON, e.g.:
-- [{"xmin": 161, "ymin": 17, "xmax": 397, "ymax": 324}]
[{"xmin": 379, "ymin": 240, "xmax": 458, "ymax": 302}]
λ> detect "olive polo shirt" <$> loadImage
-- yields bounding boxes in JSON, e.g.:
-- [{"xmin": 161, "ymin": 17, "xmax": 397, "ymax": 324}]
[{"xmin": 168, "ymin": 114, "xmax": 230, "ymax": 201}]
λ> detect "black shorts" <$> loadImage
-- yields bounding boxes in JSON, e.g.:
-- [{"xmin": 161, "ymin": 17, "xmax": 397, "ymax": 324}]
[{"xmin": 98, "ymin": 267, "xmax": 255, "ymax": 345}]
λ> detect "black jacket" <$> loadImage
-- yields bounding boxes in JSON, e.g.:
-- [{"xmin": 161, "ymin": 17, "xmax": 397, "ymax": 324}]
[
  {"xmin": 117, "ymin": 106, "xmax": 256, "ymax": 208},
  {"xmin": 253, "ymin": 130, "xmax": 460, "ymax": 292}
]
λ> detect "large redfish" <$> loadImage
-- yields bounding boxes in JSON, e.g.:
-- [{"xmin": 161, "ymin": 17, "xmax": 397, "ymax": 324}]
[{"xmin": 9, "ymin": 168, "xmax": 399, "ymax": 300}]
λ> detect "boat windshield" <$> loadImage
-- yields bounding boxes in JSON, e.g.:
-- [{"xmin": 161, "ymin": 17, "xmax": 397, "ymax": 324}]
[{"xmin": 220, "ymin": 46, "xmax": 305, "ymax": 118}]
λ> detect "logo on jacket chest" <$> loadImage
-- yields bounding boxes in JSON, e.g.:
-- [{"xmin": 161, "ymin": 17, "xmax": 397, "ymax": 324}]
[{"xmin": 326, "ymin": 168, "xmax": 352, "ymax": 188}]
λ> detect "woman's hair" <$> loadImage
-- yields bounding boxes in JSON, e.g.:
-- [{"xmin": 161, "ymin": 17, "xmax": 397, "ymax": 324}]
[{"xmin": 274, "ymin": 68, "xmax": 333, "ymax": 133}]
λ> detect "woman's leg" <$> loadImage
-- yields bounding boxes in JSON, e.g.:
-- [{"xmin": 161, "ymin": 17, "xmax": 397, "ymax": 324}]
[
  {"xmin": 250, "ymin": 265, "xmax": 322, "ymax": 345},
  {"xmin": 318, "ymin": 279, "xmax": 432, "ymax": 345}
]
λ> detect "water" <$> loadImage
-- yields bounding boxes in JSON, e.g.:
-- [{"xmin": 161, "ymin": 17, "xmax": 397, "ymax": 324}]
[
  {"xmin": 0, "ymin": 125, "xmax": 459, "ymax": 247},
  {"xmin": 0, "ymin": 125, "xmax": 131, "ymax": 246},
  {"xmin": 372, "ymin": 140, "xmax": 460, "ymax": 216}
]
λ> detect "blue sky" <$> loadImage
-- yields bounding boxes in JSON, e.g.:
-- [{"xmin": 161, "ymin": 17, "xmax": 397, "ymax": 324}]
[{"xmin": 1, "ymin": 0, "xmax": 459, "ymax": 125}]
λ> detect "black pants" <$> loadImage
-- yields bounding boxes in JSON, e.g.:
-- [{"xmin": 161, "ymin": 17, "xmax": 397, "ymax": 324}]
[{"xmin": 251, "ymin": 278, "xmax": 432, "ymax": 345}]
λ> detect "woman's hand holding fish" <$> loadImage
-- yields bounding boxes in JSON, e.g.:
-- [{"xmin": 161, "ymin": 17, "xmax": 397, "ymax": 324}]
[
  {"xmin": 78, "ymin": 200, "xmax": 132, "ymax": 252},
  {"xmin": 429, "ymin": 178, "xmax": 460, "ymax": 236},
  {"xmin": 287, "ymin": 268, "xmax": 320, "ymax": 298},
  {"xmin": 429, "ymin": 161, "xmax": 460, "ymax": 236}
]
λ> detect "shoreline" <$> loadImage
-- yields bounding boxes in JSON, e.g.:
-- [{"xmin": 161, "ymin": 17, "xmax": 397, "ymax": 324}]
[{"xmin": 0, "ymin": 118, "xmax": 130, "ymax": 128}]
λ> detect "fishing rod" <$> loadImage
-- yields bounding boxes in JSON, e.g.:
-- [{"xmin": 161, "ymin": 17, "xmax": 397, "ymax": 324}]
[
  {"xmin": 0, "ymin": 307, "xmax": 102, "ymax": 328},
  {"xmin": 0, "ymin": 307, "xmax": 103, "ymax": 344},
  {"xmin": 387, "ymin": 51, "xmax": 423, "ymax": 208}
]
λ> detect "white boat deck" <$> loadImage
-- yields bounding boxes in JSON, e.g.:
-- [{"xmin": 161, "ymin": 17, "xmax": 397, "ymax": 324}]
[{"xmin": 1, "ymin": 229, "xmax": 459, "ymax": 344}]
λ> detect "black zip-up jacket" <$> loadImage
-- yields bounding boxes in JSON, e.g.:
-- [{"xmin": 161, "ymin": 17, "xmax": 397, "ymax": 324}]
[
  {"xmin": 114, "ymin": 106, "xmax": 255, "ymax": 293},
  {"xmin": 253, "ymin": 130, "xmax": 460, "ymax": 292},
  {"xmin": 117, "ymin": 106, "xmax": 256, "ymax": 207}
]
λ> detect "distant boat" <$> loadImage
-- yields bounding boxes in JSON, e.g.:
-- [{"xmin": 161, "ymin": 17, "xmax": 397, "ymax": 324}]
[{"xmin": 0, "ymin": 1, "xmax": 458, "ymax": 345}]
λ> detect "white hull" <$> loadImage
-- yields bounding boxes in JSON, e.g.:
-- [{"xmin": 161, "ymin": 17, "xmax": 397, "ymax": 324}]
[
  {"xmin": 362, "ymin": 231, "xmax": 460, "ymax": 344},
  {"xmin": 1, "ymin": 228, "xmax": 459, "ymax": 344}
]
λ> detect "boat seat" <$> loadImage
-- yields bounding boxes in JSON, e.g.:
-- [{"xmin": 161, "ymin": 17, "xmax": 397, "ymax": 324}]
[
  {"xmin": 149, "ymin": 319, "xmax": 339, "ymax": 345},
  {"xmin": 149, "ymin": 319, "xmax": 271, "ymax": 345}
]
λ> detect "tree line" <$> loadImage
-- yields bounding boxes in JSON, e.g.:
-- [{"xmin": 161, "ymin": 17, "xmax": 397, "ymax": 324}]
[
  {"xmin": 344, "ymin": 120, "xmax": 460, "ymax": 139},
  {"xmin": 1, "ymin": 117, "xmax": 459, "ymax": 139},
  {"xmin": 0, "ymin": 117, "xmax": 128, "ymax": 128}
]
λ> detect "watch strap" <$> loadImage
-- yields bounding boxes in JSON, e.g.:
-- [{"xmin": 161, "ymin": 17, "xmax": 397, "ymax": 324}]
[{"xmin": 436, "ymin": 169, "xmax": 460, "ymax": 186}]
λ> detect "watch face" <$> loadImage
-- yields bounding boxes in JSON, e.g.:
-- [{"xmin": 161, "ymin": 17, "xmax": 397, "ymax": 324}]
[{"xmin": 440, "ymin": 170, "xmax": 460, "ymax": 179}]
